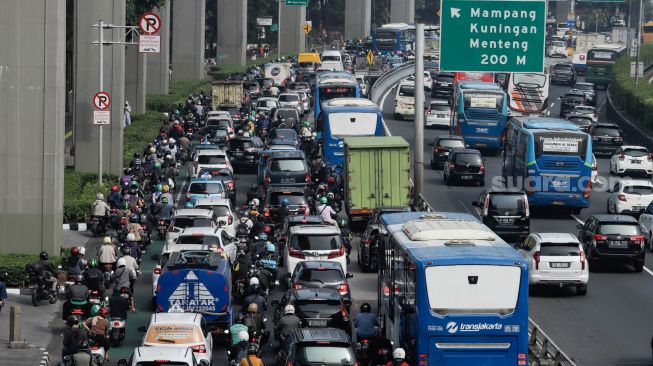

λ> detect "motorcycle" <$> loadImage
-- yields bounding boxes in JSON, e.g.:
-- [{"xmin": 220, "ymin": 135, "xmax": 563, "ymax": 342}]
[
  {"xmin": 90, "ymin": 215, "xmax": 107, "ymax": 237},
  {"xmin": 87, "ymin": 338, "xmax": 106, "ymax": 365},
  {"xmin": 116, "ymin": 217, "xmax": 129, "ymax": 243},
  {"xmin": 27, "ymin": 272, "xmax": 58, "ymax": 307},
  {"xmin": 157, "ymin": 217, "xmax": 171, "ymax": 240},
  {"xmin": 139, "ymin": 219, "xmax": 152, "ymax": 247},
  {"xmin": 88, "ymin": 288, "xmax": 104, "ymax": 306},
  {"xmin": 110, "ymin": 316, "xmax": 126, "ymax": 346},
  {"xmin": 63, "ymin": 298, "xmax": 89, "ymax": 320}
]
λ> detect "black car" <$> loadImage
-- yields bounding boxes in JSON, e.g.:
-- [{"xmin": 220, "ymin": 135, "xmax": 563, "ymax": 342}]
[
  {"xmin": 264, "ymin": 187, "xmax": 310, "ymax": 222},
  {"xmin": 430, "ymin": 135, "xmax": 465, "ymax": 169},
  {"xmin": 431, "ymin": 72, "xmax": 455, "ymax": 98},
  {"xmin": 559, "ymin": 91, "xmax": 588, "ymax": 117},
  {"xmin": 358, "ymin": 206, "xmax": 411, "ymax": 272},
  {"xmin": 576, "ymin": 214, "xmax": 645, "ymax": 272},
  {"xmin": 272, "ymin": 288, "xmax": 352, "ymax": 335},
  {"xmin": 277, "ymin": 328, "xmax": 356, "ymax": 366},
  {"xmin": 590, "ymin": 122, "xmax": 623, "ymax": 156},
  {"xmin": 565, "ymin": 113, "xmax": 593, "ymax": 133},
  {"xmin": 288, "ymin": 260, "xmax": 353, "ymax": 308},
  {"xmin": 443, "ymin": 148, "xmax": 485, "ymax": 186},
  {"xmin": 550, "ymin": 63, "xmax": 577, "ymax": 86},
  {"xmin": 197, "ymin": 168, "xmax": 237, "ymax": 204},
  {"xmin": 264, "ymin": 150, "xmax": 309, "ymax": 188},
  {"xmin": 227, "ymin": 136, "xmax": 264, "ymax": 170},
  {"xmin": 472, "ymin": 189, "xmax": 530, "ymax": 242},
  {"xmin": 572, "ymin": 82, "xmax": 597, "ymax": 106}
]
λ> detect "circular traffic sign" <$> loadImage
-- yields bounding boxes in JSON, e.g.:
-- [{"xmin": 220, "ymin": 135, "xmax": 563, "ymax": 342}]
[
  {"xmin": 271, "ymin": 67, "xmax": 281, "ymax": 76},
  {"xmin": 139, "ymin": 12, "xmax": 161, "ymax": 35},
  {"xmin": 93, "ymin": 91, "xmax": 111, "ymax": 111}
]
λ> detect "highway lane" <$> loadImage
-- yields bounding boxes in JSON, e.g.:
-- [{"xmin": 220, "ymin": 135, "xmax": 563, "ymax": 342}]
[{"xmin": 381, "ymin": 69, "xmax": 653, "ymax": 365}]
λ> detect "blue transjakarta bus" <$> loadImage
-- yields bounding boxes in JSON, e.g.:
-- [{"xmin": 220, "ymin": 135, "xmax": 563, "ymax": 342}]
[
  {"xmin": 378, "ymin": 212, "xmax": 529, "ymax": 365},
  {"xmin": 373, "ymin": 23, "xmax": 416, "ymax": 55},
  {"xmin": 314, "ymin": 71, "xmax": 360, "ymax": 119},
  {"xmin": 502, "ymin": 117, "xmax": 593, "ymax": 213},
  {"xmin": 453, "ymin": 81, "xmax": 508, "ymax": 151},
  {"xmin": 317, "ymin": 98, "xmax": 385, "ymax": 169}
]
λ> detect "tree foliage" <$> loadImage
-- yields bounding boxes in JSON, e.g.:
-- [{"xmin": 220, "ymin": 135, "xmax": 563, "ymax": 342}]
[{"xmin": 126, "ymin": 0, "xmax": 167, "ymax": 25}]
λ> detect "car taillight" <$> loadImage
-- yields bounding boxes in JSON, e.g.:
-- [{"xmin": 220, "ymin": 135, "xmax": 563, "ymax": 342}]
[
  {"xmin": 293, "ymin": 283, "xmax": 302, "ymax": 289},
  {"xmin": 448, "ymin": 163, "xmax": 455, "ymax": 169},
  {"xmin": 361, "ymin": 239, "xmax": 371, "ymax": 247},
  {"xmin": 583, "ymin": 179, "xmax": 591, "ymax": 199},
  {"xmin": 533, "ymin": 251, "xmax": 540, "ymax": 270},
  {"xmin": 228, "ymin": 216, "xmax": 233, "ymax": 225},
  {"xmin": 618, "ymin": 194, "xmax": 627, "ymax": 202},
  {"xmin": 479, "ymin": 164, "xmax": 485, "ymax": 172},
  {"xmin": 619, "ymin": 153, "xmax": 625, "ymax": 161},
  {"xmin": 186, "ymin": 192, "xmax": 191, "ymax": 201},
  {"xmin": 648, "ymin": 153, "xmax": 652, "ymax": 161},
  {"xmin": 580, "ymin": 250, "xmax": 586, "ymax": 270},
  {"xmin": 592, "ymin": 234, "xmax": 607, "ymax": 242},
  {"xmin": 288, "ymin": 247, "xmax": 305, "ymax": 259},
  {"xmin": 193, "ymin": 161, "xmax": 198, "ymax": 173},
  {"xmin": 227, "ymin": 181, "xmax": 235, "ymax": 190},
  {"xmin": 338, "ymin": 283, "xmax": 349, "ymax": 295},
  {"xmin": 114, "ymin": 321, "xmax": 121, "ymax": 327},
  {"xmin": 426, "ymin": 108, "xmax": 433, "ymax": 115},
  {"xmin": 191, "ymin": 344, "xmax": 206, "ymax": 353},
  {"xmin": 435, "ymin": 146, "xmax": 445, "ymax": 152},
  {"xmin": 328, "ymin": 246, "xmax": 345, "ymax": 259},
  {"xmin": 153, "ymin": 267, "xmax": 162, "ymax": 275},
  {"xmin": 341, "ymin": 305, "xmax": 348, "ymax": 320},
  {"xmin": 305, "ymin": 174, "xmax": 311, "ymax": 183},
  {"xmin": 265, "ymin": 174, "xmax": 271, "ymax": 185},
  {"xmin": 631, "ymin": 235, "xmax": 645, "ymax": 247}
]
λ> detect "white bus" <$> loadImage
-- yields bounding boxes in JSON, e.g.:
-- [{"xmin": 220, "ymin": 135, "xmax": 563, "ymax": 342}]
[{"xmin": 507, "ymin": 73, "xmax": 549, "ymax": 116}]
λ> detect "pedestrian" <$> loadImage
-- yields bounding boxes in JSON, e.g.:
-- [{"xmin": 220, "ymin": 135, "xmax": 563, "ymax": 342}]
[
  {"xmin": 264, "ymin": 45, "xmax": 270, "ymax": 58},
  {"xmin": 123, "ymin": 101, "xmax": 132, "ymax": 128}
]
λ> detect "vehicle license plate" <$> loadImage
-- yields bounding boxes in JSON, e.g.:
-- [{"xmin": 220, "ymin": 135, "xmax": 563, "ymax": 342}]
[{"xmin": 550, "ymin": 262, "xmax": 570, "ymax": 268}]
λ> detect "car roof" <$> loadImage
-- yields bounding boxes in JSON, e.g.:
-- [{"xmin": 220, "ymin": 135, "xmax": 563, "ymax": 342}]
[
  {"xmin": 291, "ymin": 327, "xmax": 351, "ymax": 343},
  {"xmin": 620, "ymin": 145, "xmax": 648, "ymax": 151},
  {"xmin": 590, "ymin": 214, "xmax": 638, "ymax": 223},
  {"xmin": 484, "ymin": 188, "xmax": 526, "ymax": 194},
  {"xmin": 532, "ymin": 232, "xmax": 579, "ymax": 243},
  {"xmin": 288, "ymin": 215, "xmax": 325, "ymax": 223},
  {"xmin": 131, "ymin": 346, "xmax": 194, "ymax": 362},
  {"xmin": 150, "ymin": 312, "xmax": 203, "ymax": 325},
  {"xmin": 566, "ymin": 113, "xmax": 592, "ymax": 119},
  {"xmin": 289, "ymin": 225, "xmax": 341, "ymax": 235},
  {"xmin": 291, "ymin": 287, "xmax": 342, "ymax": 300},
  {"xmin": 619, "ymin": 179, "xmax": 653, "ymax": 186},
  {"xmin": 173, "ymin": 209, "xmax": 214, "ymax": 218},
  {"xmin": 564, "ymin": 91, "xmax": 586, "ymax": 97},
  {"xmin": 451, "ymin": 148, "xmax": 482, "ymax": 154},
  {"xmin": 593, "ymin": 122, "xmax": 619, "ymax": 128},
  {"xmin": 196, "ymin": 149, "xmax": 227, "ymax": 156},
  {"xmin": 189, "ymin": 178, "xmax": 225, "ymax": 184},
  {"xmin": 268, "ymin": 150, "xmax": 304, "ymax": 159},
  {"xmin": 296, "ymin": 260, "xmax": 345, "ymax": 272},
  {"xmin": 178, "ymin": 227, "xmax": 219, "ymax": 236},
  {"xmin": 373, "ymin": 206, "xmax": 411, "ymax": 213},
  {"xmin": 161, "ymin": 244, "xmax": 210, "ymax": 256},
  {"xmin": 574, "ymin": 82, "xmax": 594, "ymax": 86}
]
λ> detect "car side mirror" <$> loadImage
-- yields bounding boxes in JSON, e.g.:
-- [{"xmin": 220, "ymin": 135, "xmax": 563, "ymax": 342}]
[
  {"xmin": 576, "ymin": 223, "xmax": 584, "ymax": 229},
  {"xmin": 271, "ymin": 300, "xmax": 280, "ymax": 307},
  {"xmin": 117, "ymin": 359, "xmax": 129, "ymax": 366},
  {"xmin": 346, "ymin": 272, "xmax": 354, "ymax": 278}
]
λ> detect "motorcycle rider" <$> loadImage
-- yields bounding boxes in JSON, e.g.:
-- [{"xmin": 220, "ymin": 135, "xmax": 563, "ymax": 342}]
[
  {"xmin": 243, "ymin": 278, "xmax": 267, "ymax": 310},
  {"xmin": 338, "ymin": 218, "xmax": 352, "ymax": 260},
  {"xmin": 160, "ymin": 185, "xmax": 174, "ymax": 206},
  {"xmin": 91, "ymin": 193, "xmax": 111, "ymax": 232},
  {"xmin": 385, "ymin": 348, "xmax": 409, "ymax": 366},
  {"xmin": 123, "ymin": 233, "xmax": 142, "ymax": 263},
  {"xmin": 108, "ymin": 288, "xmax": 130, "ymax": 319},
  {"xmin": 62, "ymin": 316, "xmax": 86, "ymax": 359},
  {"xmin": 230, "ymin": 313, "xmax": 249, "ymax": 347},
  {"xmin": 66, "ymin": 246, "xmax": 86, "ymax": 275},
  {"xmin": 239, "ymin": 343, "xmax": 264, "ymax": 366},
  {"xmin": 355, "ymin": 303, "xmax": 379, "ymax": 342},
  {"xmin": 63, "ymin": 274, "xmax": 89, "ymax": 320},
  {"xmin": 111, "ymin": 261, "xmax": 135, "ymax": 297},
  {"xmin": 83, "ymin": 259, "xmax": 105, "ymax": 293},
  {"xmin": 230, "ymin": 330, "xmax": 250, "ymax": 364},
  {"xmin": 119, "ymin": 168, "xmax": 132, "ymax": 190},
  {"xmin": 0, "ymin": 271, "xmax": 7, "ymax": 310},
  {"xmin": 118, "ymin": 246, "xmax": 139, "ymax": 292},
  {"xmin": 299, "ymin": 121, "xmax": 312, "ymax": 138},
  {"xmin": 82, "ymin": 306, "xmax": 111, "ymax": 362},
  {"xmin": 155, "ymin": 196, "xmax": 174, "ymax": 221},
  {"xmin": 250, "ymin": 233, "xmax": 268, "ymax": 260},
  {"xmin": 365, "ymin": 328, "xmax": 394, "ymax": 365},
  {"xmin": 107, "ymin": 185, "xmax": 124, "ymax": 209},
  {"xmin": 97, "ymin": 237, "xmax": 117, "ymax": 271},
  {"xmin": 243, "ymin": 303, "xmax": 266, "ymax": 336},
  {"xmin": 277, "ymin": 198, "xmax": 291, "ymax": 224},
  {"xmin": 71, "ymin": 340, "xmax": 97, "ymax": 366},
  {"xmin": 33, "ymin": 250, "xmax": 59, "ymax": 294},
  {"xmin": 164, "ymin": 138, "xmax": 178, "ymax": 162},
  {"xmin": 316, "ymin": 196, "xmax": 338, "ymax": 225},
  {"xmin": 127, "ymin": 214, "xmax": 143, "ymax": 243},
  {"xmin": 275, "ymin": 305, "xmax": 301, "ymax": 343}
]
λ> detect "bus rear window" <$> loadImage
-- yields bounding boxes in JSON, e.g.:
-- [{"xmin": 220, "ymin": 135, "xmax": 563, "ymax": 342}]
[
  {"xmin": 463, "ymin": 93, "xmax": 503, "ymax": 109},
  {"xmin": 534, "ymin": 132, "xmax": 587, "ymax": 159},
  {"xmin": 328, "ymin": 112, "xmax": 379, "ymax": 138},
  {"xmin": 425, "ymin": 265, "xmax": 521, "ymax": 315}
]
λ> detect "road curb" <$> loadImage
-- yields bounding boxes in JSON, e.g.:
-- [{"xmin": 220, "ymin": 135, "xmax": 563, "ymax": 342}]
[{"xmin": 62, "ymin": 223, "xmax": 87, "ymax": 232}]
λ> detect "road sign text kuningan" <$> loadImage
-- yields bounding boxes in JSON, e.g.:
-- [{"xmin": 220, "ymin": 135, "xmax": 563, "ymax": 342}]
[{"xmin": 440, "ymin": 0, "xmax": 546, "ymax": 72}]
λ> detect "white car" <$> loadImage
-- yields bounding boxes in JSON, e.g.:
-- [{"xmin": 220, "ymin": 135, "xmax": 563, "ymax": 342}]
[
  {"xmin": 609, "ymin": 146, "xmax": 653, "ymax": 178},
  {"xmin": 206, "ymin": 110, "xmax": 233, "ymax": 123},
  {"xmin": 547, "ymin": 41, "xmax": 567, "ymax": 57},
  {"xmin": 192, "ymin": 197, "xmax": 238, "ymax": 238},
  {"xmin": 173, "ymin": 227, "xmax": 236, "ymax": 262},
  {"xmin": 255, "ymin": 97, "xmax": 279, "ymax": 114},
  {"xmin": 607, "ymin": 179, "xmax": 653, "ymax": 215},
  {"xmin": 192, "ymin": 149, "xmax": 232, "ymax": 177},
  {"xmin": 278, "ymin": 92, "xmax": 304, "ymax": 115},
  {"xmin": 206, "ymin": 116, "xmax": 234, "ymax": 137},
  {"xmin": 119, "ymin": 346, "xmax": 208, "ymax": 366},
  {"xmin": 293, "ymin": 90, "xmax": 310, "ymax": 112},
  {"xmin": 165, "ymin": 209, "xmax": 217, "ymax": 248},
  {"xmin": 425, "ymin": 100, "xmax": 451, "ymax": 128},
  {"xmin": 284, "ymin": 225, "xmax": 347, "ymax": 278},
  {"xmin": 410, "ymin": 71, "xmax": 432, "ymax": 92},
  {"xmin": 572, "ymin": 105, "xmax": 598, "ymax": 123},
  {"xmin": 516, "ymin": 233, "xmax": 589, "ymax": 295},
  {"xmin": 142, "ymin": 313, "xmax": 213, "ymax": 365}
]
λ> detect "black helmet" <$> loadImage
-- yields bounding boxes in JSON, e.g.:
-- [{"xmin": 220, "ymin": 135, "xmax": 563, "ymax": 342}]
[
  {"xmin": 78, "ymin": 340, "xmax": 89, "ymax": 350},
  {"xmin": 121, "ymin": 246, "xmax": 131, "ymax": 255},
  {"xmin": 39, "ymin": 251, "xmax": 49, "ymax": 260},
  {"xmin": 247, "ymin": 342, "xmax": 259, "ymax": 355},
  {"xmin": 249, "ymin": 185, "xmax": 257, "ymax": 192},
  {"xmin": 129, "ymin": 214, "xmax": 140, "ymax": 223},
  {"xmin": 360, "ymin": 303, "xmax": 371, "ymax": 313},
  {"xmin": 65, "ymin": 316, "xmax": 79, "ymax": 327},
  {"xmin": 236, "ymin": 313, "xmax": 246, "ymax": 324},
  {"xmin": 0, "ymin": 271, "xmax": 7, "ymax": 282}
]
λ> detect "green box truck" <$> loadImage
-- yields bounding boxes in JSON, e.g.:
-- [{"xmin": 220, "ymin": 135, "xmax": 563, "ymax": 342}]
[{"xmin": 343, "ymin": 136, "xmax": 411, "ymax": 227}]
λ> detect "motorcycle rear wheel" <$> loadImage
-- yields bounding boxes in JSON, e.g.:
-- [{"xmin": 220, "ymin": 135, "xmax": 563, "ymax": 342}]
[{"xmin": 31, "ymin": 291, "xmax": 39, "ymax": 306}]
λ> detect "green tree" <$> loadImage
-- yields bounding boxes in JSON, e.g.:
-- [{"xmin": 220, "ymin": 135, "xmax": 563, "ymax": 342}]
[{"xmin": 126, "ymin": 0, "xmax": 167, "ymax": 25}]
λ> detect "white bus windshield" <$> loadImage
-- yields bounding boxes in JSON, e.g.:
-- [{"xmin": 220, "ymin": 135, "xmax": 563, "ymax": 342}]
[{"xmin": 512, "ymin": 73, "xmax": 546, "ymax": 88}]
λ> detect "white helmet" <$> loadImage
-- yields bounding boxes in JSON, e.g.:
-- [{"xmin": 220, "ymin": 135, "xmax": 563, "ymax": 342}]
[
  {"xmin": 284, "ymin": 304, "xmax": 295, "ymax": 315},
  {"xmin": 238, "ymin": 330, "xmax": 249, "ymax": 342},
  {"xmin": 116, "ymin": 257, "xmax": 127, "ymax": 268},
  {"xmin": 96, "ymin": 193, "xmax": 104, "ymax": 200},
  {"xmin": 249, "ymin": 277, "xmax": 260, "ymax": 287},
  {"xmin": 251, "ymin": 198, "xmax": 259, "ymax": 207},
  {"xmin": 127, "ymin": 233, "xmax": 136, "ymax": 241},
  {"xmin": 78, "ymin": 247, "xmax": 86, "ymax": 256},
  {"xmin": 168, "ymin": 137, "xmax": 176, "ymax": 144},
  {"xmin": 392, "ymin": 348, "xmax": 406, "ymax": 360}
]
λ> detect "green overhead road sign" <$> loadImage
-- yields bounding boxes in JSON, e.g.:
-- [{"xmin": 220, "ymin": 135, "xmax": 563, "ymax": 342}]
[
  {"xmin": 285, "ymin": 0, "xmax": 308, "ymax": 5},
  {"xmin": 440, "ymin": 0, "xmax": 546, "ymax": 73}
]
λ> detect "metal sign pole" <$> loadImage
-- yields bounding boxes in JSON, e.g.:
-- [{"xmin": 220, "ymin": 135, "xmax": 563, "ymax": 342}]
[
  {"xmin": 414, "ymin": 24, "xmax": 425, "ymax": 201},
  {"xmin": 98, "ymin": 19, "xmax": 104, "ymax": 186},
  {"xmin": 636, "ymin": 0, "xmax": 643, "ymax": 86}
]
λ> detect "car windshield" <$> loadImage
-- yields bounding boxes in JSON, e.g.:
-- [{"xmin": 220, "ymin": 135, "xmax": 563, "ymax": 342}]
[
  {"xmin": 188, "ymin": 183, "xmax": 224, "ymax": 194},
  {"xmin": 298, "ymin": 268, "xmax": 344, "ymax": 283},
  {"xmin": 567, "ymin": 117, "xmax": 592, "ymax": 126},
  {"xmin": 229, "ymin": 140, "xmax": 253, "ymax": 150},
  {"xmin": 269, "ymin": 193, "xmax": 306, "ymax": 205},
  {"xmin": 436, "ymin": 75, "xmax": 454, "ymax": 82},
  {"xmin": 270, "ymin": 158, "xmax": 305, "ymax": 172},
  {"xmin": 296, "ymin": 345, "xmax": 355, "ymax": 364},
  {"xmin": 207, "ymin": 119, "xmax": 230, "ymax": 128},
  {"xmin": 513, "ymin": 73, "xmax": 546, "ymax": 87},
  {"xmin": 279, "ymin": 94, "xmax": 300, "ymax": 102},
  {"xmin": 271, "ymin": 130, "xmax": 298, "ymax": 139},
  {"xmin": 206, "ymin": 128, "xmax": 228, "ymax": 137},
  {"xmin": 454, "ymin": 153, "xmax": 482, "ymax": 165},
  {"xmin": 172, "ymin": 217, "xmax": 212, "ymax": 229},
  {"xmin": 554, "ymin": 65, "xmax": 573, "ymax": 72},
  {"xmin": 276, "ymin": 110, "xmax": 299, "ymax": 120},
  {"xmin": 593, "ymin": 127, "xmax": 620, "ymax": 136},
  {"xmin": 144, "ymin": 325, "xmax": 204, "ymax": 345},
  {"xmin": 437, "ymin": 139, "xmax": 465, "ymax": 148},
  {"xmin": 574, "ymin": 106, "xmax": 594, "ymax": 114},
  {"xmin": 294, "ymin": 300, "xmax": 342, "ymax": 317},
  {"xmin": 488, "ymin": 194, "xmax": 525, "ymax": 215},
  {"xmin": 321, "ymin": 55, "xmax": 341, "ymax": 62},
  {"xmin": 197, "ymin": 155, "xmax": 226, "ymax": 165},
  {"xmin": 539, "ymin": 243, "xmax": 581, "ymax": 256},
  {"xmin": 623, "ymin": 185, "xmax": 653, "ymax": 195},
  {"xmin": 176, "ymin": 235, "xmax": 220, "ymax": 245},
  {"xmin": 623, "ymin": 149, "xmax": 648, "ymax": 157},
  {"xmin": 398, "ymin": 86, "xmax": 415, "ymax": 97},
  {"xmin": 552, "ymin": 41, "xmax": 566, "ymax": 47},
  {"xmin": 598, "ymin": 224, "xmax": 640, "ymax": 236},
  {"xmin": 290, "ymin": 234, "xmax": 341, "ymax": 251}
]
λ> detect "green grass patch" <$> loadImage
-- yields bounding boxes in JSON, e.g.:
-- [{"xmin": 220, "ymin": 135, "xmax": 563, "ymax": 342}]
[{"xmin": 612, "ymin": 44, "xmax": 653, "ymax": 129}]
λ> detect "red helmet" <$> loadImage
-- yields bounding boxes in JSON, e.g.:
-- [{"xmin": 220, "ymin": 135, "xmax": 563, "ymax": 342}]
[
  {"xmin": 111, "ymin": 185, "xmax": 120, "ymax": 192},
  {"xmin": 70, "ymin": 247, "xmax": 80, "ymax": 256},
  {"xmin": 98, "ymin": 307, "xmax": 109, "ymax": 317},
  {"xmin": 263, "ymin": 225, "xmax": 272, "ymax": 234},
  {"xmin": 327, "ymin": 176, "xmax": 336, "ymax": 184}
]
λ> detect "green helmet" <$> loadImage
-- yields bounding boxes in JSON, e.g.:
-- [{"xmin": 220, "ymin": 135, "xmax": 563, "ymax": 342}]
[
  {"xmin": 338, "ymin": 218, "xmax": 347, "ymax": 227},
  {"xmin": 154, "ymin": 162, "xmax": 161, "ymax": 169},
  {"xmin": 303, "ymin": 121, "xmax": 310, "ymax": 127},
  {"xmin": 320, "ymin": 196, "xmax": 328, "ymax": 204},
  {"xmin": 88, "ymin": 258, "xmax": 98, "ymax": 268},
  {"xmin": 90, "ymin": 305, "xmax": 100, "ymax": 316},
  {"xmin": 155, "ymin": 184, "xmax": 163, "ymax": 192},
  {"xmin": 122, "ymin": 202, "xmax": 130, "ymax": 210}
]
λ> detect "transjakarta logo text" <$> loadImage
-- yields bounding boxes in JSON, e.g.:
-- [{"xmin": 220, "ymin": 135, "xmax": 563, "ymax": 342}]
[{"xmin": 446, "ymin": 321, "xmax": 503, "ymax": 333}]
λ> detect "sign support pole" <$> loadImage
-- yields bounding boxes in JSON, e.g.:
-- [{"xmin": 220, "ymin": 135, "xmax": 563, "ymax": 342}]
[
  {"xmin": 414, "ymin": 23, "xmax": 425, "ymax": 202},
  {"xmin": 98, "ymin": 19, "xmax": 104, "ymax": 186},
  {"xmin": 636, "ymin": 0, "xmax": 643, "ymax": 86},
  {"xmin": 277, "ymin": 0, "xmax": 281, "ymax": 59}
]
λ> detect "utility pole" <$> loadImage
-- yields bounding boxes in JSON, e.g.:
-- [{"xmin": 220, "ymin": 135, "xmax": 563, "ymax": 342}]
[
  {"xmin": 636, "ymin": 0, "xmax": 644, "ymax": 85},
  {"xmin": 277, "ymin": 0, "xmax": 281, "ymax": 58},
  {"xmin": 414, "ymin": 24, "xmax": 425, "ymax": 204}
]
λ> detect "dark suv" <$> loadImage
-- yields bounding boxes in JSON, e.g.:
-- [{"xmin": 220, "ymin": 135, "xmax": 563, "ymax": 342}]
[
  {"xmin": 590, "ymin": 122, "xmax": 623, "ymax": 156},
  {"xmin": 550, "ymin": 63, "xmax": 577, "ymax": 86},
  {"xmin": 358, "ymin": 206, "xmax": 411, "ymax": 272},
  {"xmin": 443, "ymin": 148, "xmax": 485, "ymax": 186},
  {"xmin": 227, "ymin": 136, "xmax": 264, "ymax": 171},
  {"xmin": 431, "ymin": 72, "xmax": 455, "ymax": 98},
  {"xmin": 576, "ymin": 214, "xmax": 645, "ymax": 272},
  {"xmin": 559, "ymin": 91, "xmax": 588, "ymax": 117},
  {"xmin": 431, "ymin": 135, "xmax": 465, "ymax": 169},
  {"xmin": 565, "ymin": 113, "xmax": 593, "ymax": 133},
  {"xmin": 263, "ymin": 150, "xmax": 309, "ymax": 188},
  {"xmin": 472, "ymin": 189, "xmax": 530, "ymax": 242},
  {"xmin": 264, "ymin": 187, "xmax": 310, "ymax": 223},
  {"xmin": 272, "ymin": 288, "xmax": 352, "ymax": 335},
  {"xmin": 276, "ymin": 328, "xmax": 355, "ymax": 365},
  {"xmin": 288, "ymin": 260, "xmax": 353, "ymax": 308}
]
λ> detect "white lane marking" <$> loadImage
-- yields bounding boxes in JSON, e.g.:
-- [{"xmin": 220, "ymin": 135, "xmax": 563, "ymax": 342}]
[
  {"xmin": 379, "ymin": 87, "xmax": 394, "ymax": 121},
  {"xmin": 549, "ymin": 102, "xmax": 555, "ymax": 108},
  {"xmin": 570, "ymin": 214, "xmax": 584, "ymax": 225},
  {"xmin": 644, "ymin": 266, "xmax": 653, "ymax": 276},
  {"xmin": 458, "ymin": 200, "xmax": 471, "ymax": 214}
]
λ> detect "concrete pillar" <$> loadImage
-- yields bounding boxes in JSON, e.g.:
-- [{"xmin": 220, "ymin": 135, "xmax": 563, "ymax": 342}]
[
  {"xmin": 73, "ymin": 0, "xmax": 126, "ymax": 176},
  {"xmin": 345, "ymin": 0, "xmax": 371, "ymax": 40},
  {"xmin": 0, "ymin": 0, "xmax": 65, "ymax": 255},
  {"xmin": 125, "ymin": 45, "xmax": 147, "ymax": 114},
  {"xmin": 279, "ymin": 2, "xmax": 306, "ymax": 55},
  {"xmin": 217, "ymin": 0, "xmax": 247, "ymax": 67},
  {"xmin": 554, "ymin": 1, "xmax": 571, "ymax": 26},
  {"xmin": 171, "ymin": 0, "xmax": 205, "ymax": 83},
  {"xmin": 390, "ymin": 0, "xmax": 415, "ymax": 23},
  {"xmin": 147, "ymin": 4, "xmax": 170, "ymax": 95}
]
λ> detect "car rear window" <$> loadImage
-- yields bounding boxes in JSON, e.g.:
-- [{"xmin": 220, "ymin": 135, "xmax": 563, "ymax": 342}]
[
  {"xmin": 194, "ymin": 205, "xmax": 231, "ymax": 217},
  {"xmin": 567, "ymin": 117, "xmax": 592, "ymax": 126},
  {"xmin": 176, "ymin": 235, "xmax": 220, "ymax": 246},
  {"xmin": 593, "ymin": 127, "xmax": 620, "ymax": 136},
  {"xmin": 623, "ymin": 185, "xmax": 653, "ymax": 195},
  {"xmin": 437, "ymin": 139, "xmax": 465, "ymax": 148},
  {"xmin": 574, "ymin": 83, "xmax": 594, "ymax": 91},
  {"xmin": 218, "ymin": 106, "xmax": 239, "ymax": 115},
  {"xmin": 276, "ymin": 109, "xmax": 299, "ymax": 120},
  {"xmin": 436, "ymin": 75, "xmax": 454, "ymax": 82},
  {"xmin": 598, "ymin": 224, "xmax": 640, "ymax": 236},
  {"xmin": 539, "ymin": 243, "xmax": 581, "ymax": 256},
  {"xmin": 299, "ymin": 268, "xmax": 344, "ymax": 283},
  {"xmin": 294, "ymin": 300, "xmax": 342, "ymax": 317},
  {"xmin": 623, "ymin": 149, "xmax": 648, "ymax": 157},
  {"xmin": 207, "ymin": 119, "xmax": 230, "ymax": 128},
  {"xmin": 279, "ymin": 94, "xmax": 300, "ymax": 102},
  {"xmin": 197, "ymin": 155, "xmax": 226, "ymax": 165},
  {"xmin": 271, "ymin": 158, "xmax": 306, "ymax": 172},
  {"xmin": 144, "ymin": 324, "xmax": 203, "ymax": 345},
  {"xmin": 271, "ymin": 130, "xmax": 298, "ymax": 139},
  {"xmin": 430, "ymin": 104, "xmax": 450, "ymax": 112},
  {"xmin": 454, "ymin": 153, "xmax": 482, "ymax": 165},
  {"xmin": 398, "ymin": 86, "xmax": 415, "ymax": 97},
  {"xmin": 188, "ymin": 183, "xmax": 223, "ymax": 194},
  {"xmin": 554, "ymin": 65, "xmax": 573, "ymax": 72},
  {"xmin": 229, "ymin": 140, "xmax": 253, "ymax": 150},
  {"xmin": 488, "ymin": 194, "xmax": 525, "ymax": 215},
  {"xmin": 173, "ymin": 217, "xmax": 212, "ymax": 229},
  {"xmin": 270, "ymin": 193, "xmax": 306, "ymax": 205},
  {"xmin": 296, "ymin": 345, "xmax": 355, "ymax": 364},
  {"xmin": 564, "ymin": 94, "xmax": 585, "ymax": 103},
  {"xmin": 290, "ymin": 234, "xmax": 341, "ymax": 251}
]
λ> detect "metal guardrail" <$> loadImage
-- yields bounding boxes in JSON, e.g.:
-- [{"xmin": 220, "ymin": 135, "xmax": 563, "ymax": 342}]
[{"xmin": 369, "ymin": 61, "xmax": 416, "ymax": 105}]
